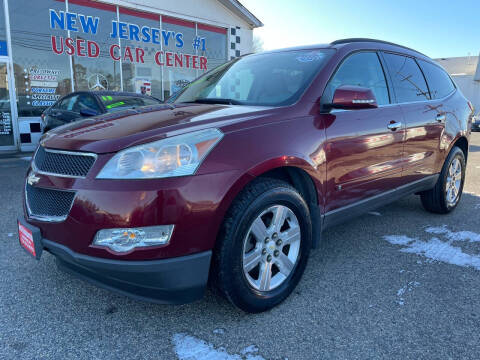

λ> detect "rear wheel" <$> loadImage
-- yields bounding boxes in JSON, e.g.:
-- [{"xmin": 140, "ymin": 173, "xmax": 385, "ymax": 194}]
[
  {"xmin": 212, "ymin": 178, "xmax": 312, "ymax": 313},
  {"xmin": 420, "ymin": 146, "xmax": 466, "ymax": 214}
]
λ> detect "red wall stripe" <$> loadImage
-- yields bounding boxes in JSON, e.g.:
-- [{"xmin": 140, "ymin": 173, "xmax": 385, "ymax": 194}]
[
  {"xmin": 119, "ymin": 7, "xmax": 159, "ymax": 21},
  {"xmin": 197, "ymin": 23, "xmax": 227, "ymax": 35},
  {"xmin": 67, "ymin": 0, "xmax": 116, "ymax": 12},
  {"xmin": 162, "ymin": 16, "xmax": 195, "ymax": 29}
]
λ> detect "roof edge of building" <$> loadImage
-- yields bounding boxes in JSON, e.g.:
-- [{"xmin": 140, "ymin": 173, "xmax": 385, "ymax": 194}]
[{"xmin": 218, "ymin": 0, "xmax": 263, "ymax": 28}]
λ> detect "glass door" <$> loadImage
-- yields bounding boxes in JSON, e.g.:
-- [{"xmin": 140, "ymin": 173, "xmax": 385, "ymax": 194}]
[{"xmin": 0, "ymin": 61, "xmax": 14, "ymax": 149}]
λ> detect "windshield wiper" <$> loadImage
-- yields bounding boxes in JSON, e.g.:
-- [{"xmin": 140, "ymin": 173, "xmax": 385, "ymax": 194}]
[{"xmin": 185, "ymin": 98, "xmax": 244, "ymax": 105}]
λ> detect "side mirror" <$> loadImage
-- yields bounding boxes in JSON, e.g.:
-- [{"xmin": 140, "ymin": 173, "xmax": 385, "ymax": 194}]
[
  {"xmin": 331, "ymin": 85, "xmax": 378, "ymax": 110},
  {"xmin": 80, "ymin": 108, "xmax": 98, "ymax": 117}
]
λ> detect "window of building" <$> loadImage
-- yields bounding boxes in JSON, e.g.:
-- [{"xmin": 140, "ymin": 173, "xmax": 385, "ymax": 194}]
[
  {"xmin": 9, "ymin": 0, "xmax": 71, "ymax": 116},
  {"xmin": 0, "ymin": 0, "xmax": 6, "ymax": 44},
  {"xmin": 323, "ymin": 52, "xmax": 390, "ymax": 105},
  {"xmin": 418, "ymin": 60, "xmax": 455, "ymax": 99},
  {"xmin": 162, "ymin": 16, "xmax": 197, "ymax": 100},
  {"xmin": 197, "ymin": 23, "xmax": 227, "ymax": 74},
  {"xmin": 383, "ymin": 53, "xmax": 430, "ymax": 103},
  {"xmin": 119, "ymin": 8, "xmax": 162, "ymax": 99},
  {"xmin": 68, "ymin": 0, "xmax": 121, "ymax": 92}
]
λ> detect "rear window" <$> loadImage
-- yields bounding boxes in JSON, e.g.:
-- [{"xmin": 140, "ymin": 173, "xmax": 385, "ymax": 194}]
[
  {"xmin": 418, "ymin": 60, "xmax": 456, "ymax": 99},
  {"xmin": 100, "ymin": 95, "xmax": 161, "ymax": 113}
]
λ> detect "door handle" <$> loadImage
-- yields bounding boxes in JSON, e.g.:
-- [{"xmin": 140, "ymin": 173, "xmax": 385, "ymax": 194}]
[
  {"xmin": 387, "ymin": 121, "xmax": 402, "ymax": 131},
  {"xmin": 436, "ymin": 114, "xmax": 446, "ymax": 123}
]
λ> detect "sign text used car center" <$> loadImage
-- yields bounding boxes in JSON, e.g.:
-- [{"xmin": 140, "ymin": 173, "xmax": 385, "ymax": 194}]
[{"xmin": 50, "ymin": 10, "xmax": 208, "ymax": 70}]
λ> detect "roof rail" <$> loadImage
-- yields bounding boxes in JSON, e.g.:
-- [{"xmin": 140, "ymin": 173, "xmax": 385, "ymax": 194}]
[{"xmin": 330, "ymin": 38, "xmax": 427, "ymax": 57}]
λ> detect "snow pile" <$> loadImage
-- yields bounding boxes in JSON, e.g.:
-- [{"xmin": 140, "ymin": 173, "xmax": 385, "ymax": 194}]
[
  {"xmin": 383, "ymin": 226, "xmax": 480, "ymax": 270},
  {"xmin": 172, "ymin": 333, "xmax": 265, "ymax": 360}
]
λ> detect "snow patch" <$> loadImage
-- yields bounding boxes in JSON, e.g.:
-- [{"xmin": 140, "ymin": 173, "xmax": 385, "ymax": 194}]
[
  {"xmin": 172, "ymin": 333, "xmax": 265, "ymax": 360},
  {"xmin": 383, "ymin": 226, "xmax": 480, "ymax": 271},
  {"xmin": 395, "ymin": 281, "xmax": 420, "ymax": 306},
  {"xmin": 7, "ymin": 233, "xmax": 13, "ymax": 237},
  {"xmin": 213, "ymin": 328, "xmax": 225, "ymax": 335},
  {"xmin": 368, "ymin": 211, "xmax": 382, "ymax": 216}
]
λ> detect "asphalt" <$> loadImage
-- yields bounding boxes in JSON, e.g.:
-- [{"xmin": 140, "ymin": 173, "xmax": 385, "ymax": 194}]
[{"xmin": 1, "ymin": 133, "xmax": 479, "ymax": 360}]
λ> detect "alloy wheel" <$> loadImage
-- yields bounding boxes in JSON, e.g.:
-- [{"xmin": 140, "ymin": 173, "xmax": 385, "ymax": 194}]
[
  {"xmin": 242, "ymin": 205, "xmax": 301, "ymax": 292},
  {"xmin": 446, "ymin": 158, "xmax": 462, "ymax": 206}
]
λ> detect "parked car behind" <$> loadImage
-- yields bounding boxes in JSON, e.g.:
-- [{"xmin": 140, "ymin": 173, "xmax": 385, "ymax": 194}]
[
  {"xmin": 472, "ymin": 115, "xmax": 480, "ymax": 132},
  {"xmin": 40, "ymin": 91, "xmax": 162, "ymax": 132},
  {"xmin": 19, "ymin": 39, "xmax": 473, "ymax": 313}
]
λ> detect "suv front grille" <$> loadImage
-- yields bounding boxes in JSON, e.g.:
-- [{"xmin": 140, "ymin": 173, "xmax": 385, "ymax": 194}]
[
  {"xmin": 25, "ymin": 184, "xmax": 75, "ymax": 221},
  {"xmin": 33, "ymin": 146, "xmax": 96, "ymax": 178}
]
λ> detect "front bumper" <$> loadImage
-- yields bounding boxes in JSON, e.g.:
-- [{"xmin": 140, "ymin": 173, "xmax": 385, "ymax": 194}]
[{"xmin": 43, "ymin": 236, "xmax": 212, "ymax": 304}]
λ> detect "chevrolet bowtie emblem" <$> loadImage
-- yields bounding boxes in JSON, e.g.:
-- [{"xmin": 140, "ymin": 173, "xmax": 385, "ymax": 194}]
[{"xmin": 27, "ymin": 172, "xmax": 40, "ymax": 186}]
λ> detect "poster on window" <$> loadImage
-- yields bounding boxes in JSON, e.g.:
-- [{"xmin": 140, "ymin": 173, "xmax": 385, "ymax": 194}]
[
  {"xmin": 135, "ymin": 79, "xmax": 152, "ymax": 95},
  {"xmin": 168, "ymin": 71, "xmax": 190, "ymax": 95}
]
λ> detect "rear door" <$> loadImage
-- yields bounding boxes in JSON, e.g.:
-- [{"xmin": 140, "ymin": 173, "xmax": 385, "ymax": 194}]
[
  {"xmin": 322, "ymin": 51, "xmax": 406, "ymax": 212},
  {"xmin": 382, "ymin": 53, "xmax": 446, "ymax": 183}
]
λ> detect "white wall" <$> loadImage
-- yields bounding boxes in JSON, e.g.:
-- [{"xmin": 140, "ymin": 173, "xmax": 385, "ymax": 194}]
[
  {"xmin": 453, "ymin": 75, "xmax": 480, "ymax": 114},
  {"xmin": 109, "ymin": 0, "xmax": 252, "ymax": 29}
]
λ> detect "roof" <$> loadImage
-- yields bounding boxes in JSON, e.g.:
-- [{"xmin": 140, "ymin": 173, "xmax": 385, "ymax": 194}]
[
  {"xmin": 260, "ymin": 39, "xmax": 430, "ymax": 62},
  {"xmin": 218, "ymin": 0, "xmax": 263, "ymax": 28},
  {"xmin": 434, "ymin": 56, "xmax": 479, "ymax": 77},
  {"xmin": 331, "ymin": 38, "xmax": 427, "ymax": 57}
]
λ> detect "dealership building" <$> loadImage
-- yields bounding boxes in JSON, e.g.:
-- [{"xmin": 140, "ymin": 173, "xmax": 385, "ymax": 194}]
[{"xmin": 0, "ymin": 0, "xmax": 261, "ymax": 152}]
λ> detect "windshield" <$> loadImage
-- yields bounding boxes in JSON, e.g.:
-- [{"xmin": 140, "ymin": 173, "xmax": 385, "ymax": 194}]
[
  {"xmin": 100, "ymin": 95, "xmax": 161, "ymax": 113},
  {"xmin": 171, "ymin": 49, "xmax": 334, "ymax": 106}
]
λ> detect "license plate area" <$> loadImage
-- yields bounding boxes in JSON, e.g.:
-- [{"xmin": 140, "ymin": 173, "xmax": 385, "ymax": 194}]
[{"xmin": 18, "ymin": 219, "xmax": 43, "ymax": 260}]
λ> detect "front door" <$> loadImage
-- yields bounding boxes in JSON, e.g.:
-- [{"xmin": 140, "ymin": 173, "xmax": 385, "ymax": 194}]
[
  {"xmin": 0, "ymin": 61, "xmax": 15, "ymax": 150},
  {"xmin": 321, "ymin": 51, "xmax": 405, "ymax": 214}
]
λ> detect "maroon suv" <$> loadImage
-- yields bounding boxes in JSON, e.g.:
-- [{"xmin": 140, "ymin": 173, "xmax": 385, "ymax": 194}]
[{"xmin": 18, "ymin": 39, "xmax": 473, "ymax": 313}]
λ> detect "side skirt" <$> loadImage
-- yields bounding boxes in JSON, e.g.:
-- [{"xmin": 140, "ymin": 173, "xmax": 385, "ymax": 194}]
[{"xmin": 322, "ymin": 175, "xmax": 439, "ymax": 230}]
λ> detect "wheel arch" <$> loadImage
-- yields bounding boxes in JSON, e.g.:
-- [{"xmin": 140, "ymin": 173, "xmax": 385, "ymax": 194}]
[
  {"xmin": 215, "ymin": 157, "xmax": 323, "ymax": 249},
  {"xmin": 452, "ymin": 136, "xmax": 469, "ymax": 162}
]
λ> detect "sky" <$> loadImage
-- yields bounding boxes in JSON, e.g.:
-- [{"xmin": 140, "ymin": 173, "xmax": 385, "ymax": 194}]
[{"xmin": 240, "ymin": 0, "xmax": 480, "ymax": 59}]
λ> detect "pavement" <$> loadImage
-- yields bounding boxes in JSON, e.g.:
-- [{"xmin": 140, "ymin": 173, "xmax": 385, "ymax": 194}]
[{"xmin": 1, "ymin": 133, "xmax": 479, "ymax": 360}]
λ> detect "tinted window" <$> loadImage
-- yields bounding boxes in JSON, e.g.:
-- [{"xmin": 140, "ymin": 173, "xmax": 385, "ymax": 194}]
[
  {"xmin": 323, "ymin": 52, "xmax": 390, "ymax": 105},
  {"xmin": 100, "ymin": 95, "xmax": 161, "ymax": 113},
  {"xmin": 72, "ymin": 95, "xmax": 101, "ymax": 113},
  {"xmin": 56, "ymin": 95, "xmax": 78, "ymax": 111},
  {"xmin": 172, "ymin": 49, "xmax": 334, "ymax": 106},
  {"xmin": 418, "ymin": 60, "xmax": 455, "ymax": 99},
  {"xmin": 383, "ymin": 53, "xmax": 430, "ymax": 103}
]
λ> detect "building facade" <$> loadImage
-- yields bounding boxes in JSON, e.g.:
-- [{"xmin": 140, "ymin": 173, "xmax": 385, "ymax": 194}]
[
  {"xmin": 435, "ymin": 55, "xmax": 480, "ymax": 114},
  {"xmin": 0, "ymin": 0, "xmax": 261, "ymax": 152}
]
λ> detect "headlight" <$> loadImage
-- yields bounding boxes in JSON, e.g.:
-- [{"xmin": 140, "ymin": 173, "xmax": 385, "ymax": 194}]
[
  {"xmin": 93, "ymin": 225, "xmax": 174, "ymax": 253},
  {"xmin": 97, "ymin": 128, "xmax": 223, "ymax": 179}
]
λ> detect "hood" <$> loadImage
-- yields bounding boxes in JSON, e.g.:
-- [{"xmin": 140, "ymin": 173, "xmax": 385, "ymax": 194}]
[{"xmin": 41, "ymin": 103, "xmax": 272, "ymax": 153}]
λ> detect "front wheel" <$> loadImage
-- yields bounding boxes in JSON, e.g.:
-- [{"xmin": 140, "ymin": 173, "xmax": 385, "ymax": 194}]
[
  {"xmin": 420, "ymin": 146, "xmax": 466, "ymax": 214},
  {"xmin": 212, "ymin": 178, "xmax": 312, "ymax": 313}
]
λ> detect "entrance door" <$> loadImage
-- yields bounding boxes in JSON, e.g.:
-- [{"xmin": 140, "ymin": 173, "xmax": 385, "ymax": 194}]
[{"xmin": 0, "ymin": 61, "xmax": 15, "ymax": 150}]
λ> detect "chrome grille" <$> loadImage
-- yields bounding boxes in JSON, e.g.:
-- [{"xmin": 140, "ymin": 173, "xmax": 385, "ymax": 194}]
[
  {"xmin": 25, "ymin": 184, "xmax": 75, "ymax": 222},
  {"xmin": 33, "ymin": 146, "xmax": 96, "ymax": 178}
]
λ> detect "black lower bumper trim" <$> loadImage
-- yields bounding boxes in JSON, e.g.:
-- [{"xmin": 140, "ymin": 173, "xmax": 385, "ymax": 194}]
[{"xmin": 43, "ymin": 239, "xmax": 212, "ymax": 305}]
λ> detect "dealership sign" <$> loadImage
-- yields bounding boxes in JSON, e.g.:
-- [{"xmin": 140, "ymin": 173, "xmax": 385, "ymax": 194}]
[{"xmin": 49, "ymin": 9, "xmax": 208, "ymax": 70}]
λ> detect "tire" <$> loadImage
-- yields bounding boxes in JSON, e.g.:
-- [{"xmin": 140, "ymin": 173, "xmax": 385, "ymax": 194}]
[
  {"xmin": 212, "ymin": 178, "xmax": 312, "ymax": 313},
  {"xmin": 420, "ymin": 146, "xmax": 466, "ymax": 214}
]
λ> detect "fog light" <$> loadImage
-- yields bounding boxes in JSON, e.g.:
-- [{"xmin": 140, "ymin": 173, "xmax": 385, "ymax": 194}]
[{"xmin": 93, "ymin": 225, "xmax": 174, "ymax": 253}]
